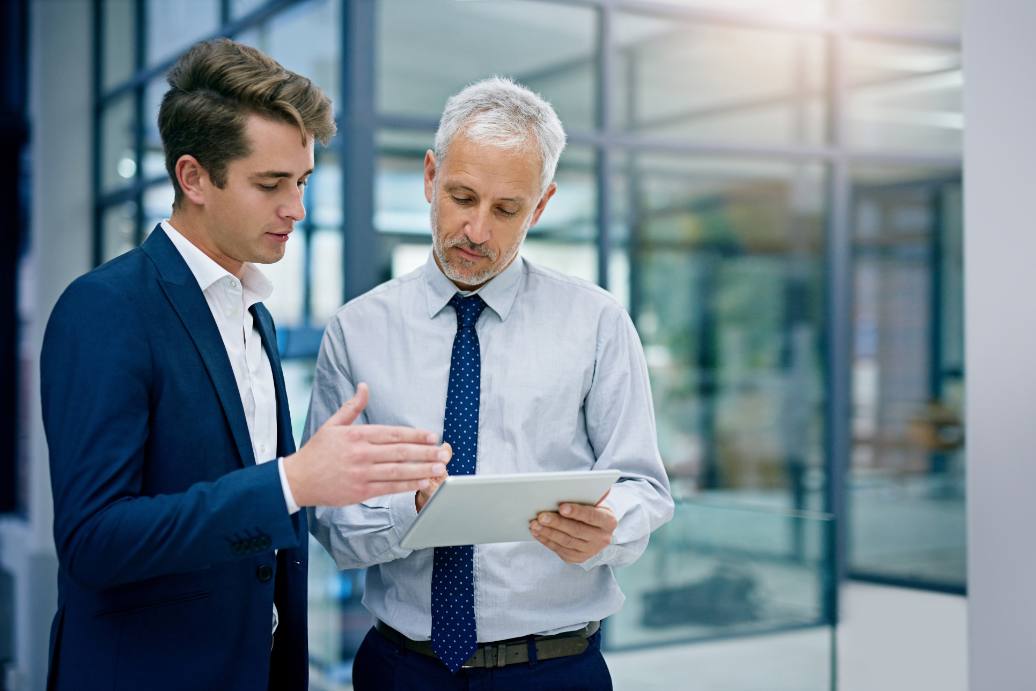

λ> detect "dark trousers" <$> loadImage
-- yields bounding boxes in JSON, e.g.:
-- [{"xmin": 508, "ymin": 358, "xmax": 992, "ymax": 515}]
[{"xmin": 352, "ymin": 626, "xmax": 614, "ymax": 691}]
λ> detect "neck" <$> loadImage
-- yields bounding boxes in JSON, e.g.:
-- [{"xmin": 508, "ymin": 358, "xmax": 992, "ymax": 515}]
[{"xmin": 169, "ymin": 208, "xmax": 244, "ymax": 277}]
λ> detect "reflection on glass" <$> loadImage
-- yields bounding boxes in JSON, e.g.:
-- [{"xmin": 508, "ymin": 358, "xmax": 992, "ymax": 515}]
[
  {"xmin": 147, "ymin": 0, "xmax": 220, "ymax": 67},
  {"xmin": 847, "ymin": 41, "xmax": 962, "ymax": 154},
  {"xmin": 845, "ymin": 0, "xmax": 961, "ymax": 34},
  {"xmin": 849, "ymin": 167, "xmax": 964, "ymax": 588},
  {"xmin": 103, "ymin": 0, "xmax": 136, "ymax": 91},
  {"xmin": 102, "ymin": 96, "xmax": 136, "ymax": 193},
  {"xmin": 608, "ymin": 500, "xmax": 833, "ymax": 639},
  {"xmin": 102, "ymin": 202, "xmax": 137, "ymax": 263},
  {"xmin": 377, "ymin": 0, "xmax": 596, "ymax": 132},
  {"xmin": 606, "ymin": 499, "xmax": 835, "ymax": 691},
  {"xmin": 614, "ymin": 14, "xmax": 826, "ymax": 147},
  {"xmin": 622, "ymin": 155, "xmax": 826, "ymax": 510}
]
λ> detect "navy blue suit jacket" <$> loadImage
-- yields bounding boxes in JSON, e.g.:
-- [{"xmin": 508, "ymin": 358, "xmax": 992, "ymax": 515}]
[{"xmin": 41, "ymin": 228, "xmax": 309, "ymax": 691}]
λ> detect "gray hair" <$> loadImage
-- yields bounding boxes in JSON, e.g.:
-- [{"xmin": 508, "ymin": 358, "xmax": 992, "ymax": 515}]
[{"xmin": 433, "ymin": 76, "xmax": 567, "ymax": 194}]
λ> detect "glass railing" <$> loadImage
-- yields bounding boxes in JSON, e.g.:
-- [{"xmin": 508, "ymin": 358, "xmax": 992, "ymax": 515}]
[
  {"xmin": 604, "ymin": 497, "xmax": 837, "ymax": 691},
  {"xmin": 307, "ymin": 499, "xmax": 837, "ymax": 691}
]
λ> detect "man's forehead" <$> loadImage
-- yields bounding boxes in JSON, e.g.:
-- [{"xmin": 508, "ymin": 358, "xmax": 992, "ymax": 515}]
[
  {"xmin": 238, "ymin": 114, "xmax": 314, "ymax": 172},
  {"xmin": 440, "ymin": 137, "xmax": 540, "ymax": 198}
]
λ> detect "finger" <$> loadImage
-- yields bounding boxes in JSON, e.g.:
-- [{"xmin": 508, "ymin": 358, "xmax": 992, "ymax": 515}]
[
  {"xmin": 536, "ymin": 512, "xmax": 600, "ymax": 540},
  {"xmin": 326, "ymin": 383, "xmax": 369, "ymax": 427},
  {"xmin": 358, "ymin": 425, "xmax": 440, "ymax": 446},
  {"xmin": 558, "ymin": 502, "xmax": 616, "ymax": 529},
  {"xmin": 534, "ymin": 533, "xmax": 586, "ymax": 563},
  {"xmin": 366, "ymin": 443, "xmax": 452, "ymax": 464},
  {"xmin": 532, "ymin": 521, "xmax": 592, "ymax": 548},
  {"xmin": 367, "ymin": 479, "xmax": 435, "ymax": 496},
  {"xmin": 367, "ymin": 461, "xmax": 447, "ymax": 483}
]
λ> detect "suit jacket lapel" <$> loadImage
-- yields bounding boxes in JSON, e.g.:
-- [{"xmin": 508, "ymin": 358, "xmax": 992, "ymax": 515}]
[
  {"xmin": 141, "ymin": 227, "xmax": 257, "ymax": 468},
  {"xmin": 250, "ymin": 303, "xmax": 296, "ymax": 457}
]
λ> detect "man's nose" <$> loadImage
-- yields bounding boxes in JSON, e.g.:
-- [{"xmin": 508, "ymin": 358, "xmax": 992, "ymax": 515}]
[
  {"xmin": 282, "ymin": 187, "xmax": 306, "ymax": 222},
  {"xmin": 463, "ymin": 207, "xmax": 491, "ymax": 245}
]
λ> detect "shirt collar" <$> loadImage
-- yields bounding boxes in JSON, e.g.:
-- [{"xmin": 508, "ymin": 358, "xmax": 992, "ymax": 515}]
[
  {"xmin": 161, "ymin": 220, "xmax": 273, "ymax": 305},
  {"xmin": 421, "ymin": 250, "xmax": 523, "ymax": 322}
]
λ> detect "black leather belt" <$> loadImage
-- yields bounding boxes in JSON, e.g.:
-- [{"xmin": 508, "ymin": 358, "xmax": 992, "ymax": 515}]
[{"xmin": 374, "ymin": 620, "xmax": 600, "ymax": 669}]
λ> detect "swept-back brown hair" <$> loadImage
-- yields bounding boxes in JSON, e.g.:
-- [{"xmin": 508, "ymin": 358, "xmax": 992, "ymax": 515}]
[{"xmin": 158, "ymin": 38, "xmax": 336, "ymax": 208}]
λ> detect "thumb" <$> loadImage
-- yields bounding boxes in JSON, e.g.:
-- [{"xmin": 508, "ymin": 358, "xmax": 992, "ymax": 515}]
[{"xmin": 326, "ymin": 382, "xmax": 369, "ymax": 427}]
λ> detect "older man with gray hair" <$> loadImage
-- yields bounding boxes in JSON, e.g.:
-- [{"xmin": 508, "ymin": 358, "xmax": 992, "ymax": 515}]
[{"xmin": 305, "ymin": 76, "xmax": 673, "ymax": 690}]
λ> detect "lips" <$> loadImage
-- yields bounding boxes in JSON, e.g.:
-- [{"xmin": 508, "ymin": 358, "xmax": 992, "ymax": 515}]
[{"xmin": 455, "ymin": 246, "xmax": 485, "ymax": 260}]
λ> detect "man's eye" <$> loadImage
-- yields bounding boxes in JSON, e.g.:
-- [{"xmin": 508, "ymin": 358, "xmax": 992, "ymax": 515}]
[
  {"xmin": 257, "ymin": 183, "xmax": 278, "ymax": 191},
  {"xmin": 498, "ymin": 207, "xmax": 518, "ymax": 217},
  {"xmin": 298, "ymin": 178, "xmax": 309, "ymax": 188},
  {"xmin": 452, "ymin": 196, "xmax": 473, "ymax": 205}
]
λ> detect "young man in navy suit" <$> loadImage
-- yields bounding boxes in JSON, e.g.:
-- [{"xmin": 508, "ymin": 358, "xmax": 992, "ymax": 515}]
[{"xmin": 40, "ymin": 39, "xmax": 449, "ymax": 691}]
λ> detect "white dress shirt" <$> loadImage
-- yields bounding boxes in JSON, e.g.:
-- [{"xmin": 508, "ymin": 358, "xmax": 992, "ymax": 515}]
[
  {"xmin": 305, "ymin": 253, "xmax": 674, "ymax": 642},
  {"xmin": 161, "ymin": 222, "xmax": 299, "ymax": 513}
]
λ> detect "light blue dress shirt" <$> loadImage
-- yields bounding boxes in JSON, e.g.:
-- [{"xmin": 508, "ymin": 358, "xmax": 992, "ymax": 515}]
[{"xmin": 304, "ymin": 253, "xmax": 674, "ymax": 643}]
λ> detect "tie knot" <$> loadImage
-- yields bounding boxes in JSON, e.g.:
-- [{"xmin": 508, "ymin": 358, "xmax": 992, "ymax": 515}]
[{"xmin": 449, "ymin": 293, "xmax": 486, "ymax": 330}]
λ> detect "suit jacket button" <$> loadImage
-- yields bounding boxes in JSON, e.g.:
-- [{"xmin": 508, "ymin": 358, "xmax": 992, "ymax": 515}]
[{"xmin": 256, "ymin": 564, "xmax": 274, "ymax": 583}]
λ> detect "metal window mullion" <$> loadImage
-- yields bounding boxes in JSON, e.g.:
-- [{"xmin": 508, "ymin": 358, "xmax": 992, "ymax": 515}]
[
  {"xmin": 340, "ymin": 0, "xmax": 378, "ymax": 303},
  {"xmin": 823, "ymin": 0, "xmax": 850, "ymax": 634},
  {"xmin": 133, "ymin": 0, "xmax": 147, "ymax": 245},
  {"xmin": 92, "ymin": 0, "xmax": 104, "ymax": 267},
  {"xmin": 594, "ymin": 4, "xmax": 613, "ymax": 291},
  {"xmin": 301, "ymin": 157, "xmax": 315, "ymax": 325}
]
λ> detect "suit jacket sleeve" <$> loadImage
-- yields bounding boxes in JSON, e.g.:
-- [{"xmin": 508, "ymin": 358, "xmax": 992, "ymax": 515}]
[{"xmin": 41, "ymin": 277, "xmax": 299, "ymax": 590}]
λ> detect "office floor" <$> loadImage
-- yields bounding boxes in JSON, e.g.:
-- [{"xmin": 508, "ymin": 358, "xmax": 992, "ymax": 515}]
[{"xmin": 605, "ymin": 582, "xmax": 967, "ymax": 691}]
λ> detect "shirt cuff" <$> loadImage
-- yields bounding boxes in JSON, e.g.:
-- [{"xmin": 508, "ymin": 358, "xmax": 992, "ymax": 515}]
[
  {"xmin": 277, "ymin": 457, "xmax": 300, "ymax": 515},
  {"xmin": 388, "ymin": 490, "xmax": 420, "ymax": 547}
]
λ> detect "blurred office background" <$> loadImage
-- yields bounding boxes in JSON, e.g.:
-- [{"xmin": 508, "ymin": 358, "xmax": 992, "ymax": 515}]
[{"xmin": 1, "ymin": 0, "xmax": 987, "ymax": 689}]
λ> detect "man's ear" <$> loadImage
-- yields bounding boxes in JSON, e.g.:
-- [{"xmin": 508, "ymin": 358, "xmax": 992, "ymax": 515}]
[
  {"xmin": 423, "ymin": 150, "xmax": 437, "ymax": 203},
  {"xmin": 175, "ymin": 155, "xmax": 209, "ymax": 207},
  {"xmin": 528, "ymin": 182, "xmax": 558, "ymax": 229}
]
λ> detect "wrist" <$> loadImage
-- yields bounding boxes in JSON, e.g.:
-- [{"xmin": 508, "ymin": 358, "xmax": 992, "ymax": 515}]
[{"xmin": 282, "ymin": 452, "xmax": 310, "ymax": 508}]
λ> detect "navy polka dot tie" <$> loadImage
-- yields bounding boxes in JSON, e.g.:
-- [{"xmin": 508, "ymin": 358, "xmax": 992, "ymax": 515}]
[{"xmin": 431, "ymin": 293, "xmax": 486, "ymax": 673}]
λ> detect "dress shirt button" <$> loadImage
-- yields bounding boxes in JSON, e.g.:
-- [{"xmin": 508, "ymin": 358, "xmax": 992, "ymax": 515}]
[{"xmin": 256, "ymin": 564, "xmax": 274, "ymax": 583}]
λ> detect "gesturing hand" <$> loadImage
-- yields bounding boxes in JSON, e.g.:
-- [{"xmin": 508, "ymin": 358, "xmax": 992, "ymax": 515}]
[
  {"xmin": 529, "ymin": 496, "xmax": 617, "ymax": 564},
  {"xmin": 416, "ymin": 443, "xmax": 451, "ymax": 512},
  {"xmin": 284, "ymin": 383, "xmax": 451, "ymax": 507}
]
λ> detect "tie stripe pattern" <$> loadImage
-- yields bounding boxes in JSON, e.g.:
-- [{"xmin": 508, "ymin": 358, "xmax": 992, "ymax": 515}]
[{"xmin": 430, "ymin": 294, "xmax": 486, "ymax": 673}]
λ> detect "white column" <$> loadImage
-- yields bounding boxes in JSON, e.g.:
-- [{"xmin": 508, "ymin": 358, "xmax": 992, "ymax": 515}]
[
  {"xmin": 964, "ymin": 1, "xmax": 1036, "ymax": 690},
  {"xmin": 0, "ymin": 1, "xmax": 91, "ymax": 688}
]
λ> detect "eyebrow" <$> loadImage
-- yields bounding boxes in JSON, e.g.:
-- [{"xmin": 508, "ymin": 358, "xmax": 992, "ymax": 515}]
[
  {"xmin": 445, "ymin": 183, "xmax": 524, "ymax": 205},
  {"xmin": 250, "ymin": 169, "xmax": 313, "ymax": 179}
]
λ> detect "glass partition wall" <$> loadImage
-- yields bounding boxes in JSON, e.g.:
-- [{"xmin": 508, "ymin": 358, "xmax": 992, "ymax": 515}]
[{"xmin": 93, "ymin": 0, "xmax": 962, "ymax": 686}]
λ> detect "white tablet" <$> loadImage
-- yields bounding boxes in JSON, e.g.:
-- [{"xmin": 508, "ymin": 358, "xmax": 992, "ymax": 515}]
[{"xmin": 399, "ymin": 470, "xmax": 620, "ymax": 550}]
